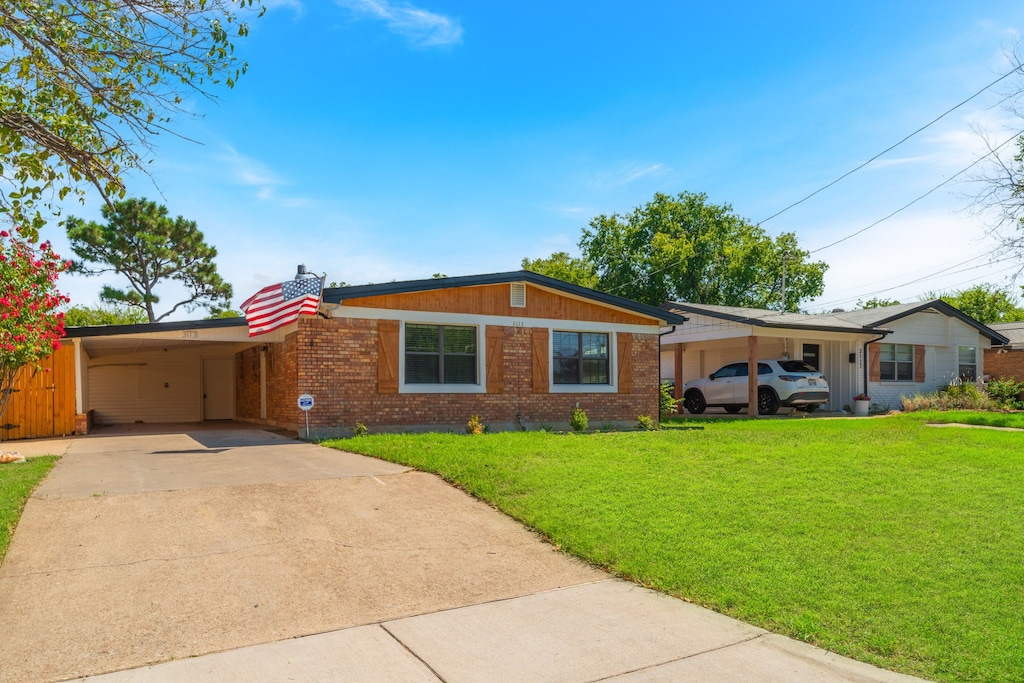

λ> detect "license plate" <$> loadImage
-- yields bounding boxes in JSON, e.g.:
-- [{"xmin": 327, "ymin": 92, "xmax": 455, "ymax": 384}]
[{"xmin": 807, "ymin": 379, "xmax": 817, "ymax": 386}]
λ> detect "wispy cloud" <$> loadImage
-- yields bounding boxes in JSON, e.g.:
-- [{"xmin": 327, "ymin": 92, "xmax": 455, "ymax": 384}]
[
  {"xmin": 215, "ymin": 146, "xmax": 312, "ymax": 207},
  {"xmin": 593, "ymin": 161, "xmax": 671, "ymax": 189},
  {"xmin": 336, "ymin": 0, "xmax": 462, "ymax": 47}
]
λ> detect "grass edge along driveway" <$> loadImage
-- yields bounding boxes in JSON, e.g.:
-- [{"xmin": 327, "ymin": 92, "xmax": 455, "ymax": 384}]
[
  {"xmin": 0, "ymin": 456, "xmax": 58, "ymax": 562},
  {"xmin": 325, "ymin": 414, "xmax": 1024, "ymax": 683}
]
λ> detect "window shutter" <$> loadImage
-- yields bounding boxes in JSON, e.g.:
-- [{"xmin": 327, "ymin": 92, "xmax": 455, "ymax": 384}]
[
  {"xmin": 486, "ymin": 326, "xmax": 504, "ymax": 393},
  {"xmin": 378, "ymin": 319, "xmax": 399, "ymax": 394},
  {"xmin": 868, "ymin": 344, "xmax": 880, "ymax": 382},
  {"xmin": 532, "ymin": 328, "xmax": 548, "ymax": 394},
  {"xmin": 914, "ymin": 345, "xmax": 926, "ymax": 383},
  {"xmin": 617, "ymin": 332, "xmax": 633, "ymax": 394}
]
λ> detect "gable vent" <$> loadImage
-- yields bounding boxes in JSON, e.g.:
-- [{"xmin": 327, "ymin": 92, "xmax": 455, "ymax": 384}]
[{"xmin": 510, "ymin": 283, "xmax": 526, "ymax": 308}]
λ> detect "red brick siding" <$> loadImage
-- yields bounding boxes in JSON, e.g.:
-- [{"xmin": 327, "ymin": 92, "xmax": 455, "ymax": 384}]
[
  {"xmin": 247, "ymin": 317, "xmax": 659, "ymax": 433},
  {"xmin": 984, "ymin": 348, "xmax": 1024, "ymax": 382}
]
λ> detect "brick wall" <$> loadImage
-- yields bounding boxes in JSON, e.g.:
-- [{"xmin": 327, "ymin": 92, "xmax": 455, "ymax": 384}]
[
  {"xmin": 246, "ymin": 316, "xmax": 660, "ymax": 435},
  {"xmin": 984, "ymin": 348, "xmax": 1024, "ymax": 382}
]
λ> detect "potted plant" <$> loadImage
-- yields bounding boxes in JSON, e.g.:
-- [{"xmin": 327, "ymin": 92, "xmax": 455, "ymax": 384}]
[{"xmin": 852, "ymin": 393, "xmax": 871, "ymax": 416}]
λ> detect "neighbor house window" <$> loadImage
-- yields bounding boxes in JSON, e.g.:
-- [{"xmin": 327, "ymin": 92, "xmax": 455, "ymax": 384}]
[
  {"xmin": 879, "ymin": 343, "xmax": 913, "ymax": 381},
  {"xmin": 958, "ymin": 346, "xmax": 977, "ymax": 381},
  {"xmin": 553, "ymin": 331, "xmax": 609, "ymax": 384},
  {"xmin": 405, "ymin": 324, "xmax": 477, "ymax": 384}
]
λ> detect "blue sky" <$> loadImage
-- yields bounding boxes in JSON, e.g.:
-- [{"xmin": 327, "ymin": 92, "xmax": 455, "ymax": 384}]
[{"xmin": 50, "ymin": 1, "xmax": 1024, "ymax": 317}]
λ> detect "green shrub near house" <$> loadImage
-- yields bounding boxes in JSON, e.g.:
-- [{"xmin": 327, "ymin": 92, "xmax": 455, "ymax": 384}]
[{"xmin": 325, "ymin": 416, "xmax": 1024, "ymax": 683}]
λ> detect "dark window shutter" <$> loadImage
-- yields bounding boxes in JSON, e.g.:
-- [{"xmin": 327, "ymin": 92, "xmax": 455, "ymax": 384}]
[
  {"xmin": 914, "ymin": 345, "xmax": 926, "ymax": 383},
  {"xmin": 532, "ymin": 328, "xmax": 548, "ymax": 394},
  {"xmin": 378, "ymin": 320, "xmax": 399, "ymax": 394},
  {"xmin": 486, "ymin": 326, "xmax": 504, "ymax": 394},
  {"xmin": 868, "ymin": 344, "xmax": 880, "ymax": 383},
  {"xmin": 617, "ymin": 332, "xmax": 633, "ymax": 394}
]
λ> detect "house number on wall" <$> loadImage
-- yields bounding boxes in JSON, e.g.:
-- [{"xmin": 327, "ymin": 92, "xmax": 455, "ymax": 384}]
[{"xmin": 181, "ymin": 330, "xmax": 198, "ymax": 340}]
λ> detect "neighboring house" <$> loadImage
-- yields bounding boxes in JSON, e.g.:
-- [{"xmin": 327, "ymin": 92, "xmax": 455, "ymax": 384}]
[
  {"xmin": 44, "ymin": 271, "xmax": 683, "ymax": 439},
  {"xmin": 660, "ymin": 300, "xmax": 1008, "ymax": 413},
  {"xmin": 985, "ymin": 322, "xmax": 1024, "ymax": 382}
]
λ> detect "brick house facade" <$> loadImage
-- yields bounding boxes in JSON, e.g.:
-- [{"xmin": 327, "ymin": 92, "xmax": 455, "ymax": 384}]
[{"xmin": 235, "ymin": 271, "xmax": 683, "ymax": 437}]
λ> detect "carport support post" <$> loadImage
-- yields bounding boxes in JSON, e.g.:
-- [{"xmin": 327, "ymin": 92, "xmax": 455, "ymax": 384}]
[{"xmin": 747, "ymin": 336, "xmax": 759, "ymax": 417}]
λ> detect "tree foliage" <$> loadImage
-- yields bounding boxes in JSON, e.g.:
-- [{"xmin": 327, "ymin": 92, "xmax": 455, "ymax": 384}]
[
  {"xmin": 857, "ymin": 297, "xmax": 902, "ymax": 309},
  {"xmin": 530, "ymin": 192, "xmax": 827, "ymax": 309},
  {"xmin": 0, "ymin": 0, "xmax": 261, "ymax": 239},
  {"xmin": 0, "ymin": 228, "xmax": 69, "ymax": 423},
  {"xmin": 521, "ymin": 251, "xmax": 599, "ymax": 289},
  {"xmin": 931, "ymin": 283, "xmax": 1024, "ymax": 324},
  {"xmin": 66, "ymin": 198, "xmax": 233, "ymax": 322},
  {"xmin": 63, "ymin": 303, "xmax": 148, "ymax": 327}
]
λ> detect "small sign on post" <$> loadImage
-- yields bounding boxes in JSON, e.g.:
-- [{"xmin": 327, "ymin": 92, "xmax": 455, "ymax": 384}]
[{"xmin": 298, "ymin": 393, "xmax": 314, "ymax": 440}]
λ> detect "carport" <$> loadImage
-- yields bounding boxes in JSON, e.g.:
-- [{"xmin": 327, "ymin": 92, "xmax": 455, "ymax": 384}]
[{"xmin": 67, "ymin": 318, "xmax": 286, "ymax": 430}]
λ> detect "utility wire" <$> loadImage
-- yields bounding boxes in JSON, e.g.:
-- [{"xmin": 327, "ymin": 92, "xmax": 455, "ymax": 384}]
[
  {"xmin": 756, "ymin": 63, "xmax": 1024, "ymax": 227},
  {"xmin": 807, "ymin": 129, "xmax": 1022, "ymax": 254}
]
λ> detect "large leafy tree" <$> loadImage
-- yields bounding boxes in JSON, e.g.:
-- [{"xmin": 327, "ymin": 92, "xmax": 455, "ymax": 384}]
[
  {"xmin": 66, "ymin": 198, "xmax": 233, "ymax": 322},
  {"xmin": 63, "ymin": 303, "xmax": 148, "ymax": 327},
  {"xmin": 0, "ymin": 228, "xmax": 69, "ymax": 426},
  {"xmin": 521, "ymin": 252, "xmax": 599, "ymax": 290},
  {"xmin": 0, "ymin": 0, "xmax": 260, "ymax": 240},
  {"xmin": 534, "ymin": 192, "xmax": 827, "ymax": 309},
  {"xmin": 926, "ymin": 283, "xmax": 1024, "ymax": 324}
]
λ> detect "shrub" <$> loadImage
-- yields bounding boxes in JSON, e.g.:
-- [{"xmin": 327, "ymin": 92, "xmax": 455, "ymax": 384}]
[
  {"xmin": 659, "ymin": 382, "xmax": 679, "ymax": 415},
  {"xmin": 901, "ymin": 379, "xmax": 996, "ymax": 412},
  {"xmin": 466, "ymin": 414, "xmax": 485, "ymax": 435},
  {"xmin": 352, "ymin": 422, "xmax": 369, "ymax": 437},
  {"xmin": 569, "ymin": 403, "xmax": 588, "ymax": 432},
  {"xmin": 636, "ymin": 415, "xmax": 656, "ymax": 431},
  {"xmin": 985, "ymin": 377, "xmax": 1024, "ymax": 409}
]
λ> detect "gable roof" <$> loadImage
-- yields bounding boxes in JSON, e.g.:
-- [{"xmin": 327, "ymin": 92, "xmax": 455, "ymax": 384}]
[
  {"xmin": 661, "ymin": 299, "xmax": 1010, "ymax": 344},
  {"xmin": 988, "ymin": 321, "xmax": 1024, "ymax": 346},
  {"xmin": 660, "ymin": 301, "xmax": 887, "ymax": 335},
  {"xmin": 325, "ymin": 270, "xmax": 688, "ymax": 325}
]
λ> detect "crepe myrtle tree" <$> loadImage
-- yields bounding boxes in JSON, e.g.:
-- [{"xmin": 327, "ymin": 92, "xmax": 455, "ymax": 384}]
[
  {"xmin": 0, "ymin": 227, "xmax": 70, "ymax": 426},
  {"xmin": 66, "ymin": 198, "xmax": 233, "ymax": 322}
]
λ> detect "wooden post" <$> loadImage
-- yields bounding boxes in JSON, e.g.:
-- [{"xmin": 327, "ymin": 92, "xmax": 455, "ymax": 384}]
[
  {"xmin": 747, "ymin": 336, "xmax": 759, "ymax": 417},
  {"xmin": 673, "ymin": 343, "xmax": 683, "ymax": 409}
]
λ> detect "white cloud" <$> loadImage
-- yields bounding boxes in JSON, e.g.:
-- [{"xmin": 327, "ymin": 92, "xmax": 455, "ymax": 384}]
[
  {"xmin": 214, "ymin": 146, "xmax": 312, "ymax": 207},
  {"xmin": 336, "ymin": 0, "xmax": 462, "ymax": 47},
  {"xmin": 592, "ymin": 161, "xmax": 671, "ymax": 189}
]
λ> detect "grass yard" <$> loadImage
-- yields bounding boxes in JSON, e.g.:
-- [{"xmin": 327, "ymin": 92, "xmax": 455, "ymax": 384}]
[
  {"xmin": 324, "ymin": 415, "xmax": 1024, "ymax": 683},
  {"xmin": 0, "ymin": 456, "xmax": 58, "ymax": 563}
]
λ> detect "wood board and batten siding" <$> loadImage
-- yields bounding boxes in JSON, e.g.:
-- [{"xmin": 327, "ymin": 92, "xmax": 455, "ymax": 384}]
[
  {"xmin": 343, "ymin": 283, "xmax": 653, "ymax": 326},
  {"xmin": 1, "ymin": 344, "xmax": 75, "ymax": 440}
]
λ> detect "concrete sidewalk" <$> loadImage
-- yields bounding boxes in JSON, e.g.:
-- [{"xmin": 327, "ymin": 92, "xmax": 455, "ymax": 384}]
[{"xmin": 0, "ymin": 428, "xmax": 926, "ymax": 683}]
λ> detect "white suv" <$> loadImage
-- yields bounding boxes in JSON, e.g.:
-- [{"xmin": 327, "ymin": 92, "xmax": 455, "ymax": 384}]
[{"xmin": 681, "ymin": 359, "xmax": 829, "ymax": 415}]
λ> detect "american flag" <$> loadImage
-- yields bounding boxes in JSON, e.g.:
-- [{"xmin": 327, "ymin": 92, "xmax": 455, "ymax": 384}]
[{"xmin": 241, "ymin": 276, "xmax": 324, "ymax": 337}]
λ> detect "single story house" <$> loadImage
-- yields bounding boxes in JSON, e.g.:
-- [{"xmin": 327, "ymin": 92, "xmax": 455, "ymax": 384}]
[
  {"xmin": 660, "ymin": 300, "xmax": 1008, "ymax": 414},
  {"xmin": 985, "ymin": 322, "xmax": 1024, "ymax": 382},
  {"xmin": 32, "ymin": 271, "xmax": 684, "ymax": 440}
]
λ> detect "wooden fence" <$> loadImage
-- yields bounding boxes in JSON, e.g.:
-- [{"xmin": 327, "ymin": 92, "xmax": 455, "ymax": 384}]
[{"xmin": 1, "ymin": 345, "xmax": 76, "ymax": 441}]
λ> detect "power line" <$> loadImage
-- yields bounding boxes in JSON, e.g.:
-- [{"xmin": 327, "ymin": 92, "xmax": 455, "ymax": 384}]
[
  {"xmin": 756, "ymin": 62, "xmax": 1024, "ymax": 227},
  {"xmin": 807, "ymin": 130, "xmax": 1022, "ymax": 254}
]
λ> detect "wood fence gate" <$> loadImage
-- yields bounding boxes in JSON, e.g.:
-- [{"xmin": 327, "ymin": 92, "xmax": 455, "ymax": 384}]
[{"xmin": 1, "ymin": 345, "xmax": 76, "ymax": 441}]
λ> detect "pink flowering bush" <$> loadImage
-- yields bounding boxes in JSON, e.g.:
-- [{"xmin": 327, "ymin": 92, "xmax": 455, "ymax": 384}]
[{"xmin": 0, "ymin": 226, "xmax": 70, "ymax": 422}]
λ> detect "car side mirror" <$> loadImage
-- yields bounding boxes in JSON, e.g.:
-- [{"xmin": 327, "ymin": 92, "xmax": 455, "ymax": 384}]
[{"xmin": 708, "ymin": 373, "xmax": 716, "ymax": 380}]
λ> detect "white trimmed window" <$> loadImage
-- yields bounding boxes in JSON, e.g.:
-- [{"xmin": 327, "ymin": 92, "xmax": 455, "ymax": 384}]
[
  {"xmin": 405, "ymin": 324, "xmax": 477, "ymax": 384},
  {"xmin": 958, "ymin": 346, "xmax": 977, "ymax": 381},
  {"xmin": 879, "ymin": 343, "xmax": 913, "ymax": 382},
  {"xmin": 553, "ymin": 331, "xmax": 609, "ymax": 385}
]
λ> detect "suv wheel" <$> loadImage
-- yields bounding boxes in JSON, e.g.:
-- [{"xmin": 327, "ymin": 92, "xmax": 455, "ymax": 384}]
[
  {"xmin": 757, "ymin": 388, "xmax": 780, "ymax": 415},
  {"xmin": 684, "ymin": 390, "xmax": 706, "ymax": 414}
]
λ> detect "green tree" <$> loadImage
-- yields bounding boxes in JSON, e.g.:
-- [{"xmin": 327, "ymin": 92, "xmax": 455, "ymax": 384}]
[
  {"xmin": 66, "ymin": 198, "xmax": 233, "ymax": 322},
  {"xmin": 931, "ymin": 284, "xmax": 1024, "ymax": 324},
  {"xmin": 0, "ymin": 0, "xmax": 260, "ymax": 239},
  {"xmin": 569, "ymin": 192, "xmax": 827, "ymax": 308},
  {"xmin": 521, "ymin": 252, "xmax": 599, "ymax": 289},
  {"xmin": 205, "ymin": 308, "xmax": 242, "ymax": 319},
  {"xmin": 857, "ymin": 297, "xmax": 902, "ymax": 309},
  {"xmin": 63, "ymin": 303, "xmax": 148, "ymax": 327}
]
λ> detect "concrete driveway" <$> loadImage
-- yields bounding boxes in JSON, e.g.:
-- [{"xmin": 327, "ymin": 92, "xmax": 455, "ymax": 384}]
[{"xmin": 0, "ymin": 427, "xmax": 925, "ymax": 683}]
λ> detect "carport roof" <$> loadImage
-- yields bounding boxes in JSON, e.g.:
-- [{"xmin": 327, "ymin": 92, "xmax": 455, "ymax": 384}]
[
  {"xmin": 660, "ymin": 301, "xmax": 889, "ymax": 336},
  {"xmin": 66, "ymin": 316, "xmax": 248, "ymax": 338}
]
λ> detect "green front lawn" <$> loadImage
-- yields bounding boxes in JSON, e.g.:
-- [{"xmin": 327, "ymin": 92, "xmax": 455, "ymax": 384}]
[
  {"xmin": 0, "ymin": 456, "xmax": 58, "ymax": 563},
  {"xmin": 324, "ymin": 415, "xmax": 1024, "ymax": 683}
]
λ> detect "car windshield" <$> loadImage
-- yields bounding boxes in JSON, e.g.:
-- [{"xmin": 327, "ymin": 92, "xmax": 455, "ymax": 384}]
[{"xmin": 778, "ymin": 360, "xmax": 818, "ymax": 373}]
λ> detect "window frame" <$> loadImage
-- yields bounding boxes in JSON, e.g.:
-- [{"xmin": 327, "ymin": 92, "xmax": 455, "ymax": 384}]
[
  {"xmin": 878, "ymin": 342, "xmax": 914, "ymax": 382},
  {"xmin": 399, "ymin": 322, "xmax": 485, "ymax": 394},
  {"xmin": 550, "ymin": 329, "xmax": 617, "ymax": 393},
  {"xmin": 957, "ymin": 345, "xmax": 977, "ymax": 382}
]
